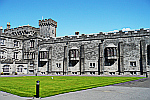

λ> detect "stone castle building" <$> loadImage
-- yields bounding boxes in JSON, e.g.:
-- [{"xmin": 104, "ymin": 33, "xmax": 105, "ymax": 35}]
[{"xmin": 0, "ymin": 18, "xmax": 150, "ymax": 76}]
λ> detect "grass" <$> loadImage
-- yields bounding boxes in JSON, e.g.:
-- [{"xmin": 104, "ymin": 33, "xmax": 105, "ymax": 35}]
[{"xmin": 0, "ymin": 76, "xmax": 145, "ymax": 98}]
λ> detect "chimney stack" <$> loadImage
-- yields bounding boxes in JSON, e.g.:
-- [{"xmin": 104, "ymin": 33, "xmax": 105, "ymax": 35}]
[
  {"xmin": 0, "ymin": 26, "xmax": 3, "ymax": 34},
  {"xmin": 7, "ymin": 22, "xmax": 11, "ymax": 29},
  {"xmin": 75, "ymin": 32, "xmax": 79, "ymax": 35}
]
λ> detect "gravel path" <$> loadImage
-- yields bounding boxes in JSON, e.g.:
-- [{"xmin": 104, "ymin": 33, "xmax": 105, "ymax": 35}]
[{"xmin": 114, "ymin": 78, "xmax": 150, "ymax": 88}]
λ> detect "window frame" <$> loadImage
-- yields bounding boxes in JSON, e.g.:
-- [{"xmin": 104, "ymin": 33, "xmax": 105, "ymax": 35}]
[
  {"xmin": 30, "ymin": 40, "xmax": 34, "ymax": 48},
  {"xmin": 130, "ymin": 61, "xmax": 136, "ymax": 67},
  {"xmin": 56, "ymin": 63, "xmax": 61, "ymax": 68},
  {"xmin": 14, "ymin": 52, "xmax": 18, "ymax": 59},
  {"xmin": 89, "ymin": 62, "xmax": 96, "ymax": 68},
  {"xmin": 0, "ymin": 39, "xmax": 5, "ymax": 45},
  {"xmin": 14, "ymin": 40, "xmax": 19, "ymax": 47},
  {"xmin": 3, "ymin": 65, "xmax": 10, "ymax": 72}
]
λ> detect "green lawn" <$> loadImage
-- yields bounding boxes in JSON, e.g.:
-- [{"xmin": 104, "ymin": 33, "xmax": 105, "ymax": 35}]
[{"xmin": 0, "ymin": 76, "xmax": 144, "ymax": 98}]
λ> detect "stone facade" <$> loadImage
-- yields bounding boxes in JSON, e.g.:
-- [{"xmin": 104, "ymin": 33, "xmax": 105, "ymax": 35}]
[{"xmin": 0, "ymin": 18, "xmax": 150, "ymax": 76}]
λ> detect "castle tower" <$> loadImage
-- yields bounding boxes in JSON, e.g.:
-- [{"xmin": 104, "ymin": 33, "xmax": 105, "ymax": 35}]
[{"xmin": 39, "ymin": 18, "xmax": 57, "ymax": 37}]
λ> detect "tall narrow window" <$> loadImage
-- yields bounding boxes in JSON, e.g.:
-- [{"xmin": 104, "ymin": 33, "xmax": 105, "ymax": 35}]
[
  {"xmin": 114, "ymin": 48, "xmax": 117, "ymax": 56},
  {"xmin": 14, "ymin": 40, "xmax": 19, "ymax": 47},
  {"xmin": 0, "ymin": 39, "xmax": 5, "ymax": 45},
  {"xmin": 30, "ymin": 40, "xmax": 34, "ymax": 48},
  {"xmin": 14, "ymin": 52, "xmax": 18, "ymax": 59},
  {"xmin": 40, "ymin": 51, "xmax": 48, "ymax": 59},
  {"xmin": 0, "ymin": 51, "xmax": 4, "ymax": 59},
  {"xmin": 90, "ymin": 63, "xmax": 92, "ymax": 67},
  {"xmin": 32, "ymin": 52, "xmax": 35, "ymax": 59},
  {"xmin": 93, "ymin": 63, "xmax": 95, "ymax": 67},
  {"xmin": 107, "ymin": 48, "xmax": 109, "ymax": 56}
]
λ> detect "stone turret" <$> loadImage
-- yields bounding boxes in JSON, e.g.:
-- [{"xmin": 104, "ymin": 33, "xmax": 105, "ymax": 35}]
[{"xmin": 39, "ymin": 18, "xmax": 57, "ymax": 37}]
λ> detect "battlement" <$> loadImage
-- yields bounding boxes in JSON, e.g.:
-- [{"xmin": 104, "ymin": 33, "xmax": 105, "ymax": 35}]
[
  {"xmin": 39, "ymin": 28, "xmax": 150, "ymax": 44},
  {"xmin": 4, "ymin": 25, "xmax": 40, "ymax": 36},
  {"xmin": 39, "ymin": 18, "xmax": 57, "ymax": 28}
]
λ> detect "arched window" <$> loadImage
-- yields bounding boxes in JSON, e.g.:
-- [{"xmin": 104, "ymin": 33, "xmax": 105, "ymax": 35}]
[
  {"xmin": 3, "ymin": 65, "xmax": 9, "ymax": 72},
  {"xmin": 17, "ymin": 65, "xmax": 24, "ymax": 72}
]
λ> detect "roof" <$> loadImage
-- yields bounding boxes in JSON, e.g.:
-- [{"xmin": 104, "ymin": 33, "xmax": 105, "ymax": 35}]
[
  {"xmin": 40, "ymin": 48, "xmax": 48, "ymax": 51},
  {"xmin": 106, "ymin": 43, "xmax": 117, "ymax": 47},
  {"xmin": 71, "ymin": 46, "xmax": 79, "ymax": 49}
]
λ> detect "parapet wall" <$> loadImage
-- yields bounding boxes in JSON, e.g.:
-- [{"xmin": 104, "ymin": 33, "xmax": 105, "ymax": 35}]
[
  {"xmin": 3, "ymin": 25, "xmax": 40, "ymax": 36},
  {"xmin": 39, "ymin": 18, "xmax": 57, "ymax": 28},
  {"xmin": 39, "ymin": 28, "xmax": 150, "ymax": 44}
]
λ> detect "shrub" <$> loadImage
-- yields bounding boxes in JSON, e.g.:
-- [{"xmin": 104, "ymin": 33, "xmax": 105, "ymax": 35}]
[
  {"xmin": 1, "ymin": 72, "xmax": 3, "ymax": 75},
  {"xmin": 15, "ymin": 72, "xmax": 17, "ymax": 75}
]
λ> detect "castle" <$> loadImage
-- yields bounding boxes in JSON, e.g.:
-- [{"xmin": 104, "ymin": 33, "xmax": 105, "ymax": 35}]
[{"xmin": 0, "ymin": 18, "xmax": 150, "ymax": 76}]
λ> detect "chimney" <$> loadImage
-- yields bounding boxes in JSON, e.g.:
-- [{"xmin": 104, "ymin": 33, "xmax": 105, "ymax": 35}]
[
  {"xmin": 75, "ymin": 32, "xmax": 79, "ymax": 35},
  {"xmin": 0, "ymin": 26, "xmax": 3, "ymax": 33},
  {"xmin": 7, "ymin": 22, "xmax": 11, "ymax": 29}
]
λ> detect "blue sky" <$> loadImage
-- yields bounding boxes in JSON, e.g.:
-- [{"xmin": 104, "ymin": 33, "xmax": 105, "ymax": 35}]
[{"xmin": 0, "ymin": 0, "xmax": 150, "ymax": 37}]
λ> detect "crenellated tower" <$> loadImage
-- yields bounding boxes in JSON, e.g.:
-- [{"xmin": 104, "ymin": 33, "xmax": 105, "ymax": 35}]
[{"xmin": 39, "ymin": 18, "xmax": 57, "ymax": 37}]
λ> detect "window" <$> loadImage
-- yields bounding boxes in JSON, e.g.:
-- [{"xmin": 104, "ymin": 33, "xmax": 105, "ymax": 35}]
[
  {"xmin": 17, "ymin": 65, "xmax": 23, "ymax": 72},
  {"xmin": 30, "ymin": 52, "xmax": 35, "ymax": 59},
  {"xmin": 3, "ymin": 65, "xmax": 9, "ymax": 72},
  {"xmin": 90, "ymin": 72, "xmax": 95, "ymax": 75},
  {"xmin": 105, "ymin": 47, "xmax": 117, "ymax": 57},
  {"xmin": 90, "ymin": 63, "xmax": 92, "ymax": 67},
  {"xmin": 0, "ymin": 51, "xmax": 4, "ymax": 59},
  {"xmin": 0, "ymin": 39, "xmax": 5, "ymax": 45},
  {"xmin": 14, "ymin": 52, "xmax": 18, "ymax": 59},
  {"xmin": 114, "ymin": 48, "xmax": 117, "ymax": 56},
  {"xmin": 52, "ymin": 30, "xmax": 54, "ymax": 34},
  {"xmin": 30, "ymin": 61, "xmax": 34, "ymax": 66},
  {"xmin": 69, "ymin": 49, "xmax": 79, "ymax": 58},
  {"xmin": 40, "ymin": 51, "xmax": 48, "ymax": 59},
  {"xmin": 89, "ymin": 63, "xmax": 96, "ymax": 68},
  {"xmin": 14, "ymin": 40, "xmax": 19, "ymax": 47},
  {"xmin": 56, "ymin": 72, "xmax": 60, "ymax": 75},
  {"xmin": 24, "ymin": 52, "xmax": 29, "ymax": 59},
  {"xmin": 130, "ymin": 62, "xmax": 136, "ymax": 67},
  {"xmin": 24, "ymin": 52, "xmax": 35, "ymax": 59},
  {"xmin": 41, "ymin": 72, "xmax": 45, "ymax": 74},
  {"xmin": 93, "ymin": 63, "xmax": 95, "ymax": 67},
  {"xmin": 56, "ymin": 63, "xmax": 61, "ymax": 68},
  {"xmin": 72, "ymin": 72, "xmax": 77, "ymax": 75},
  {"xmin": 30, "ymin": 40, "xmax": 34, "ymax": 48}
]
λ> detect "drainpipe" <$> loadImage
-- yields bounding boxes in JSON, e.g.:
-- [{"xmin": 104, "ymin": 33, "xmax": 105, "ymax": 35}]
[
  {"xmin": 37, "ymin": 42, "xmax": 40, "ymax": 75},
  {"xmin": 102, "ymin": 40, "xmax": 104, "ymax": 75},
  {"xmin": 0, "ymin": 30, "xmax": 1, "ymax": 76}
]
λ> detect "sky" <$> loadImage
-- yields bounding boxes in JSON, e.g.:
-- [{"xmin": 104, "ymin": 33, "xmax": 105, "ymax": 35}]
[{"xmin": 0, "ymin": 0, "xmax": 150, "ymax": 37}]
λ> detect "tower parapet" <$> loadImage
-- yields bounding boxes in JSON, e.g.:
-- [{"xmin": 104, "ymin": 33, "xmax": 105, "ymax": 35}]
[{"xmin": 39, "ymin": 18, "xmax": 57, "ymax": 37}]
